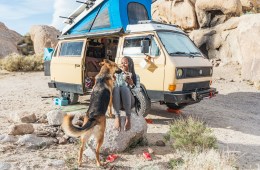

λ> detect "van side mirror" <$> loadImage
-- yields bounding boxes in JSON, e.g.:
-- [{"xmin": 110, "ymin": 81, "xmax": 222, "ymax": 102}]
[{"xmin": 141, "ymin": 40, "xmax": 149, "ymax": 54}]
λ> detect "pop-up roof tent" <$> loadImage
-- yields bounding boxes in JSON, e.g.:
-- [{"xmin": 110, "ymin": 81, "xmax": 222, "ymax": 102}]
[{"xmin": 62, "ymin": 0, "xmax": 152, "ymax": 36}]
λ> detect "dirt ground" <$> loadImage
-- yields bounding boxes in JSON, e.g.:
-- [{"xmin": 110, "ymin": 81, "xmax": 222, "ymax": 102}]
[{"xmin": 0, "ymin": 63, "xmax": 260, "ymax": 169}]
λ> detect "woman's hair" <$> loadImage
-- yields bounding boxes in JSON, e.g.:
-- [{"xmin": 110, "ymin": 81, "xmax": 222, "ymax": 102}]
[{"xmin": 123, "ymin": 56, "xmax": 137, "ymax": 85}]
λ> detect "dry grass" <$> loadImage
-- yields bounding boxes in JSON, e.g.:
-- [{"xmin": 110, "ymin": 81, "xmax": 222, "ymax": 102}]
[
  {"xmin": 165, "ymin": 116, "xmax": 217, "ymax": 152},
  {"xmin": 0, "ymin": 53, "xmax": 43, "ymax": 72},
  {"xmin": 169, "ymin": 149, "xmax": 237, "ymax": 170}
]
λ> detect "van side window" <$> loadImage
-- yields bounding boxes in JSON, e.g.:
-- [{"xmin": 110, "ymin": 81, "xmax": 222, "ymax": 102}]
[
  {"xmin": 123, "ymin": 36, "xmax": 160, "ymax": 56},
  {"xmin": 59, "ymin": 41, "xmax": 84, "ymax": 57}
]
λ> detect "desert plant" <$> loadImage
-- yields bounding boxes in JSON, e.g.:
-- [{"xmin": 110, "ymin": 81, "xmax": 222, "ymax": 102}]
[
  {"xmin": 0, "ymin": 53, "xmax": 43, "ymax": 72},
  {"xmin": 165, "ymin": 117, "xmax": 217, "ymax": 152},
  {"xmin": 169, "ymin": 149, "xmax": 237, "ymax": 170}
]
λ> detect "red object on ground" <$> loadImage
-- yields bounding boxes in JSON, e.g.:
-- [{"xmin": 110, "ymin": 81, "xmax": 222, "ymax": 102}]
[
  {"xmin": 143, "ymin": 152, "xmax": 152, "ymax": 161},
  {"xmin": 167, "ymin": 108, "xmax": 182, "ymax": 114},
  {"xmin": 106, "ymin": 154, "xmax": 118, "ymax": 163},
  {"xmin": 145, "ymin": 118, "xmax": 153, "ymax": 124}
]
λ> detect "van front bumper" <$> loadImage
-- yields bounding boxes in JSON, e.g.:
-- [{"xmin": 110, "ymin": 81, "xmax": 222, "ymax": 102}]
[{"xmin": 164, "ymin": 88, "xmax": 218, "ymax": 104}]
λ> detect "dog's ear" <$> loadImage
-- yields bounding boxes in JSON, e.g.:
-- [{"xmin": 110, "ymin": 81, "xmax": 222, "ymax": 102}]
[
  {"xmin": 99, "ymin": 61, "xmax": 105, "ymax": 66},
  {"xmin": 103, "ymin": 59, "xmax": 110, "ymax": 64}
]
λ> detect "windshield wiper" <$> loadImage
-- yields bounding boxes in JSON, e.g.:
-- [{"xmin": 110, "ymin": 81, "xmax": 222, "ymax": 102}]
[
  {"xmin": 169, "ymin": 52, "xmax": 194, "ymax": 57},
  {"xmin": 189, "ymin": 52, "xmax": 202, "ymax": 56}
]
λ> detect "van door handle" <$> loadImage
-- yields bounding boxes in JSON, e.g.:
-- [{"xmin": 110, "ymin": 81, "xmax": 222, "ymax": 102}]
[{"xmin": 75, "ymin": 64, "xmax": 80, "ymax": 67}]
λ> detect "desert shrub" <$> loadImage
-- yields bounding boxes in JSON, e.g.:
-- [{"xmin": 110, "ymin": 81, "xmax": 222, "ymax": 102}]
[
  {"xmin": 0, "ymin": 53, "xmax": 43, "ymax": 72},
  {"xmin": 169, "ymin": 149, "xmax": 237, "ymax": 170},
  {"xmin": 165, "ymin": 117, "xmax": 217, "ymax": 152}
]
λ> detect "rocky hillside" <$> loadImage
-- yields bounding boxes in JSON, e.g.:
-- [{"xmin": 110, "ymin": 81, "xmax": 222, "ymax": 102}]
[
  {"xmin": 0, "ymin": 22, "xmax": 22, "ymax": 58},
  {"xmin": 152, "ymin": 0, "xmax": 260, "ymax": 88},
  {"xmin": 0, "ymin": 23, "xmax": 60, "ymax": 58}
]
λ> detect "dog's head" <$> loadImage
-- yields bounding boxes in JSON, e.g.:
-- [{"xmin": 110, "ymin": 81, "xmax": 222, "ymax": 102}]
[{"xmin": 99, "ymin": 59, "xmax": 122, "ymax": 74}]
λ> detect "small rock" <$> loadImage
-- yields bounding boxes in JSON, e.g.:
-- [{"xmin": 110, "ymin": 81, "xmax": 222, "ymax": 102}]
[
  {"xmin": 0, "ymin": 134, "xmax": 18, "ymax": 143},
  {"xmin": 37, "ymin": 117, "xmax": 48, "ymax": 124},
  {"xmin": 148, "ymin": 147, "xmax": 154, "ymax": 154},
  {"xmin": 68, "ymin": 137, "xmax": 77, "ymax": 143},
  {"xmin": 47, "ymin": 110, "xmax": 65, "ymax": 126},
  {"xmin": 219, "ymin": 77, "xmax": 225, "ymax": 80},
  {"xmin": 0, "ymin": 162, "xmax": 11, "ymax": 170},
  {"xmin": 10, "ymin": 111, "xmax": 37, "ymax": 123},
  {"xmin": 48, "ymin": 160, "xmax": 65, "ymax": 167},
  {"xmin": 8, "ymin": 124, "xmax": 34, "ymax": 136},
  {"xmin": 16, "ymin": 134, "xmax": 55, "ymax": 148},
  {"xmin": 155, "ymin": 140, "xmax": 165, "ymax": 147},
  {"xmin": 230, "ymin": 79, "xmax": 235, "ymax": 82},
  {"xmin": 57, "ymin": 137, "xmax": 67, "ymax": 145}
]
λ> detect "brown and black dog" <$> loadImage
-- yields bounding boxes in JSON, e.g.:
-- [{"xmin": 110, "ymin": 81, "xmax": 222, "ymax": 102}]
[{"xmin": 62, "ymin": 59, "xmax": 121, "ymax": 167}]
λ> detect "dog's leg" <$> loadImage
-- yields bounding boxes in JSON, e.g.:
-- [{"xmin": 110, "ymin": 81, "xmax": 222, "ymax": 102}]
[
  {"xmin": 95, "ymin": 117, "xmax": 106, "ymax": 167},
  {"xmin": 78, "ymin": 129, "xmax": 92, "ymax": 167},
  {"xmin": 108, "ymin": 91, "xmax": 113, "ymax": 118}
]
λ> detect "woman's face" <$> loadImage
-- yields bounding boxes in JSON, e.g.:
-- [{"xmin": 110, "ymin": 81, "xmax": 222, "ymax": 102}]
[{"xmin": 121, "ymin": 58, "xmax": 129, "ymax": 72}]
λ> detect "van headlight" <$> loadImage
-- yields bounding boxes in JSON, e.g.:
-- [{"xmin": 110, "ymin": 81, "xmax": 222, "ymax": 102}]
[{"xmin": 177, "ymin": 68, "xmax": 183, "ymax": 78}]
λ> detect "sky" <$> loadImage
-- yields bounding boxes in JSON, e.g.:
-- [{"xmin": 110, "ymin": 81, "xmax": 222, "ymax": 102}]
[{"xmin": 0, "ymin": 0, "xmax": 80, "ymax": 35}]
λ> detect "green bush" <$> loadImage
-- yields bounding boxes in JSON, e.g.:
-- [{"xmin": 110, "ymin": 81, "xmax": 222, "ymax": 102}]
[
  {"xmin": 0, "ymin": 53, "xmax": 43, "ymax": 72},
  {"xmin": 165, "ymin": 117, "xmax": 217, "ymax": 152}
]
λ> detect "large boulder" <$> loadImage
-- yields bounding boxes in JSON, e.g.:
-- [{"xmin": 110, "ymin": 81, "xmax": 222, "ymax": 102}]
[
  {"xmin": 152, "ymin": 0, "xmax": 198, "ymax": 30},
  {"xmin": 0, "ymin": 22, "xmax": 22, "ymax": 58},
  {"xmin": 237, "ymin": 14, "xmax": 260, "ymax": 84},
  {"xmin": 84, "ymin": 113, "xmax": 147, "ymax": 159},
  {"xmin": 195, "ymin": 0, "xmax": 242, "ymax": 28},
  {"xmin": 29, "ymin": 25, "xmax": 60, "ymax": 55}
]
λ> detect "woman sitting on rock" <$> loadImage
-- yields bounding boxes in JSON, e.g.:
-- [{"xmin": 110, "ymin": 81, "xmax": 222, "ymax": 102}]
[{"xmin": 113, "ymin": 56, "xmax": 140, "ymax": 131}]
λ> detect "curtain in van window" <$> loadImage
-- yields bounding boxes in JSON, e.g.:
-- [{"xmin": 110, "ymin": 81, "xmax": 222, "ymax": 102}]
[{"xmin": 128, "ymin": 3, "xmax": 148, "ymax": 24}]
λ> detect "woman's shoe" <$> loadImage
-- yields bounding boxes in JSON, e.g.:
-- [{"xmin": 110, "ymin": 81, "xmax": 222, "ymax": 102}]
[{"xmin": 124, "ymin": 116, "xmax": 131, "ymax": 131}]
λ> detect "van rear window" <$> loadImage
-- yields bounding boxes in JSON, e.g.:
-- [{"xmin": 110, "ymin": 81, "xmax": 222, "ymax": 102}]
[{"xmin": 59, "ymin": 41, "xmax": 84, "ymax": 57}]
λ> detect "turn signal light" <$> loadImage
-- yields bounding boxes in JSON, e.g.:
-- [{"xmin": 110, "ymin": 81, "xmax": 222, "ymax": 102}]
[{"xmin": 168, "ymin": 84, "xmax": 176, "ymax": 92}]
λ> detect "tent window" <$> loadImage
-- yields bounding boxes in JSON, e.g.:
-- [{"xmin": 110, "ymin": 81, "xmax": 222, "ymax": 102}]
[
  {"xmin": 128, "ymin": 3, "xmax": 148, "ymax": 24},
  {"xmin": 92, "ymin": 8, "xmax": 111, "ymax": 29}
]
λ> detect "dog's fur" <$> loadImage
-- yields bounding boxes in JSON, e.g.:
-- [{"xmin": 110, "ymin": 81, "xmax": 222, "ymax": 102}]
[{"xmin": 62, "ymin": 59, "xmax": 121, "ymax": 167}]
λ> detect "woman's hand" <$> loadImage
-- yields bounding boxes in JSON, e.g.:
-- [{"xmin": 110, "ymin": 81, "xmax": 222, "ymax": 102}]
[{"xmin": 125, "ymin": 76, "xmax": 134, "ymax": 86}]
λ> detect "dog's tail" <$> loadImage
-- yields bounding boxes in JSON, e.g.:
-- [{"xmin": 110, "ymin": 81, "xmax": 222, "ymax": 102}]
[{"xmin": 62, "ymin": 114, "xmax": 96, "ymax": 138}]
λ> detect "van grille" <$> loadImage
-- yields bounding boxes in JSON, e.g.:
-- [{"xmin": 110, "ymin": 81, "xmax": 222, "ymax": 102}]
[
  {"xmin": 177, "ymin": 67, "xmax": 212, "ymax": 79},
  {"xmin": 183, "ymin": 81, "xmax": 210, "ymax": 91}
]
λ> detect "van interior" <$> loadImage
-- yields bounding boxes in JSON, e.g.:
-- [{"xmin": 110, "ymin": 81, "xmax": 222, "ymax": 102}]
[{"xmin": 84, "ymin": 36, "xmax": 119, "ymax": 89}]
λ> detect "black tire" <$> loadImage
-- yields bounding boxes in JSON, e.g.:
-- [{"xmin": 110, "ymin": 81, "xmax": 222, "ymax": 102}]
[
  {"xmin": 135, "ymin": 90, "xmax": 151, "ymax": 117},
  {"xmin": 166, "ymin": 103, "xmax": 186, "ymax": 110},
  {"xmin": 59, "ymin": 91, "xmax": 79, "ymax": 105}
]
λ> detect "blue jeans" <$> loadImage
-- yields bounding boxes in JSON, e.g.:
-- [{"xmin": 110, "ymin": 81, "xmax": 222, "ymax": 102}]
[{"xmin": 113, "ymin": 86, "xmax": 135, "ymax": 117}]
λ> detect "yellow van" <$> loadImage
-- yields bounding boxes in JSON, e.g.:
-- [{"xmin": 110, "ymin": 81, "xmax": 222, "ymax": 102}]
[{"xmin": 46, "ymin": 20, "xmax": 217, "ymax": 116}]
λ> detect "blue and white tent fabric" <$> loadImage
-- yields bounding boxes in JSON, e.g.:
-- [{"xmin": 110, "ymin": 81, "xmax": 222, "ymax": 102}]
[{"xmin": 62, "ymin": 0, "xmax": 151, "ymax": 36}]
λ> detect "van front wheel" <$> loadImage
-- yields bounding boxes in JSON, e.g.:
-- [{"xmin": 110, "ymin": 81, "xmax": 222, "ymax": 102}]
[
  {"xmin": 135, "ymin": 90, "xmax": 151, "ymax": 117},
  {"xmin": 59, "ymin": 91, "xmax": 79, "ymax": 105}
]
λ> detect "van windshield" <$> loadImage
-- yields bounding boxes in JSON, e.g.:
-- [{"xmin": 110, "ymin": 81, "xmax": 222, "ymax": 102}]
[{"xmin": 157, "ymin": 31, "xmax": 202, "ymax": 57}]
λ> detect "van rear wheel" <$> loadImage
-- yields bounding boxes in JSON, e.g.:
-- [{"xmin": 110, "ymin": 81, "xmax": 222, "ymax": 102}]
[
  {"xmin": 166, "ymin": 103, "xmax": 185, "ymax": 110},
  {"xmin": 59, "ymin": 91, "xmax": 79, "ymax": 105}
]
